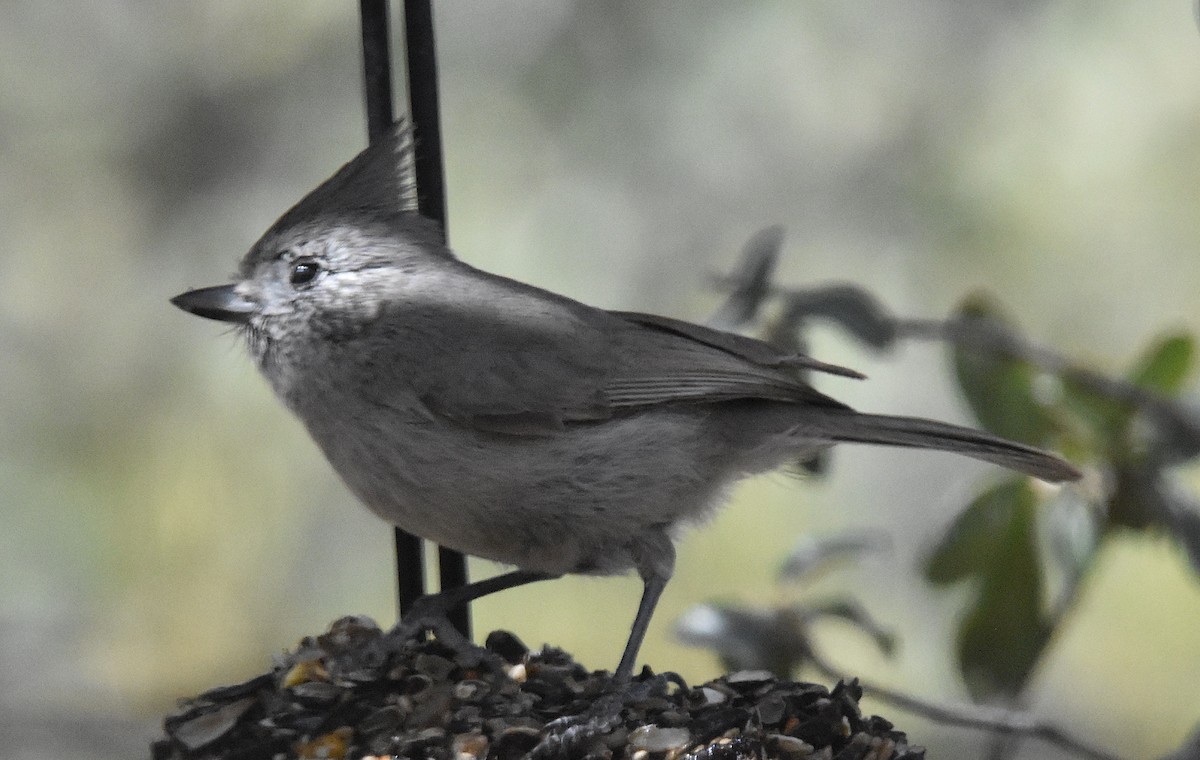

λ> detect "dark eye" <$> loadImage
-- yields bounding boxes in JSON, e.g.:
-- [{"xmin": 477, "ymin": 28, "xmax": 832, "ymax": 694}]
[{"xmin": 289, "ymin": 259, "xmax": 321, "ymax": 287}]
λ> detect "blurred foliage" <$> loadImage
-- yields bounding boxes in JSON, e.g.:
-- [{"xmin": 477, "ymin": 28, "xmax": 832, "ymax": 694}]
[
  {"xmin": 676, "ymin": 533, "xmax": 896, "ymax": 678},
  {"xmin": 951, "ymin": 297, "xmax": 1060, "ymax": 445},
  {"xmin": 926, "ymin": 478, "xmax": 1050, "ymax": 701},
  {"xmin": 4, "ymin": 3, "xmax": 1200, "ymax": 760},
  {"xmin": 683, "ymin": 235, "xmax": 1200, "ymax": 756}
]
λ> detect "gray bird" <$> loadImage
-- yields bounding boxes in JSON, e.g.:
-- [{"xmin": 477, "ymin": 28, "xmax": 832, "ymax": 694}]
[{"xmin": 172, "ymin": 121, "xmax": 1078, "ymax": 681}]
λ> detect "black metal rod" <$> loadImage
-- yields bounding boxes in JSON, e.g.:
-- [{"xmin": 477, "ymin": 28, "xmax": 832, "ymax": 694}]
[
  {"xmin": 360, "ymin": 0, "xmax": 394, "ymax": 140},
  {"xmin": 358, "ymin": 0, "xmax": 427, "ymax": 618},
  {"xmin": 402, "ymin": 0, "xmax": 471, "ymax": 639},
  {"xmin": 402, "ymin": 0, "xmax": 448, "ymax": 226}
]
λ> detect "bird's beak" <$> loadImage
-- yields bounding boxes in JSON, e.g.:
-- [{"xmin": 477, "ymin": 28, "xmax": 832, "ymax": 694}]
[{"xmin": 171, "ymin": 284, "xmax": 257, "ymax": 324}]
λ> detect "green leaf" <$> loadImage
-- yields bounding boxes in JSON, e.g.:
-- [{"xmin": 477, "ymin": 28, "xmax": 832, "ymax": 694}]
[
  {"xmin": 1128, "ymin": 333, "xmax": 1195, "ymax": 396},
  {"xmin": 959, "ymin": 584, "xmax": 1051, "ymax": 702},
  {"xmin": 1058, "ymin": 333, "xmax": 1196, "ymax": 458},
  {"xmin": 925, "ymin": 478, "xmax": 1027, "ymax": 585},
  {"xmin": 1058, "ymin": 379, "xmax": 1133, "ymax": 454},
  {"xmin": 953, "ymin": 480, "xmax": 1050, "ymax": 700},
  {"xmin": 950, "ymin": 294, "xmax": 1054, "ymax": 444}
]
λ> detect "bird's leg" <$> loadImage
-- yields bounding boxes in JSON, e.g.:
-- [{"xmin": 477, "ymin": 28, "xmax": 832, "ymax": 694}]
[
  {"xmin": 532, "ymin": 538, "xmax": 678, "ymax": 757},
  {"xmin": 615, "ymin": 572, "xmax": 669, "ymax": 681},
  {"xmin": 615, "ymin": 535, "xmax": 676, "ymax": 681}
]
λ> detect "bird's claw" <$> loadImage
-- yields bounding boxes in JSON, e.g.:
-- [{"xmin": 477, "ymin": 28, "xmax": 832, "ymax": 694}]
[
  {"xmin": 529, "ymin": 691, "xmax": 627, "ymax": 760},
  {"xmin": 529, "ymin": 673, "xmax": 684, "ymax": 759},
  {"xmin": 376, "ymin": 598, "xmax": 504, "ymax": 674}
]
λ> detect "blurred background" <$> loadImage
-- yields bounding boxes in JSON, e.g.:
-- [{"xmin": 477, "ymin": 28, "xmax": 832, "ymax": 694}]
[{"xmin": 3, "ymin": 2, "xmax": 1200, "ymax": 758}]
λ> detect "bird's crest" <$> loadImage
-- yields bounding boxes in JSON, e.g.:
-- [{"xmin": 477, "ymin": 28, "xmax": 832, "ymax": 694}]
[{"xmin": 268, "ymin": 119, "xmax": 422, "ymax": 234}]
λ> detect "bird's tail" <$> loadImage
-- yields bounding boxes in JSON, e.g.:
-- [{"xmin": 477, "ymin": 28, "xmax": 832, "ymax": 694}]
[{"xmin": 797, "ymin": 409, "xmax": 1080, "ymax": 482}]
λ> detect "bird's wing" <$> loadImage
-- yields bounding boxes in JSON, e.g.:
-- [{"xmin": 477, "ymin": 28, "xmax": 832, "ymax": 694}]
[
  {"xmin": 390, "ymin": 271, "xmax": 855, "ymax": 436},
  {"xmin": 388, "ymin": 293, "xmax": 614, "ymax": 434},
  {"xmin": 603, "ymin": 311, "xmax": 854, "ymax": 411},
  {"xmin": 610, "ymin": 311, "xmax": 864, "ymax": 378}
]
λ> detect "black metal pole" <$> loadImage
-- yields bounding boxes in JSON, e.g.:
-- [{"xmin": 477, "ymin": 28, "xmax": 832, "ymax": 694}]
[
  {"xmin": 358, "ymin": 0, "xmax": 427, "ymax": 619},
  {"xmin": 359, "ymin": 0, "xmax": 395, "ymax": 141},
  {"xmin": 359, "ymin": 0, "xmax": 470, "ymax": 638},
  {"xmin": 403, "ymin": 0, "xmax": 448, "ymax": 226},
  {"xmin": 402, "ymin": 0, "xmax": 471, "ymax": 639}
]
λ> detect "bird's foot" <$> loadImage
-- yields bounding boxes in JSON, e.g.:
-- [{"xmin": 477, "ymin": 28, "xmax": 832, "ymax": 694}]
[
  {"xmin": 529, "ymin": 671, "xmax": 687, "ymax": 759},
  {"xmin": 377, "ymin": 595, "xmax": 504, "ymax": 674}
]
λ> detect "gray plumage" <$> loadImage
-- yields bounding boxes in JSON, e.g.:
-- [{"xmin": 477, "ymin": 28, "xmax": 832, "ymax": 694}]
[{"xmin": 172, "ymin": 121, "xmax": 1079, "ymax": 679}]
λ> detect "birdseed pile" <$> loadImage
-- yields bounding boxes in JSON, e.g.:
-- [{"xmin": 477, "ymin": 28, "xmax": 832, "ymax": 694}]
[{"xmin": 152, "ymin": 616, "xmax": 923, "ymax": 760}]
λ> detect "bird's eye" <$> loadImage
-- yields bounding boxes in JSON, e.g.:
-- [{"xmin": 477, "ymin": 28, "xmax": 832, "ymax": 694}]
[{"xmin": 289, "ymin": 259, "xmax": 321, "ymax": 288}]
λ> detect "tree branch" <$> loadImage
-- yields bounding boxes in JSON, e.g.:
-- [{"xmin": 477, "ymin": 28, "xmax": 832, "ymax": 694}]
[{"xmin": 805, "ymin": 647, "xmax": 1127, "ymax": 760}]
